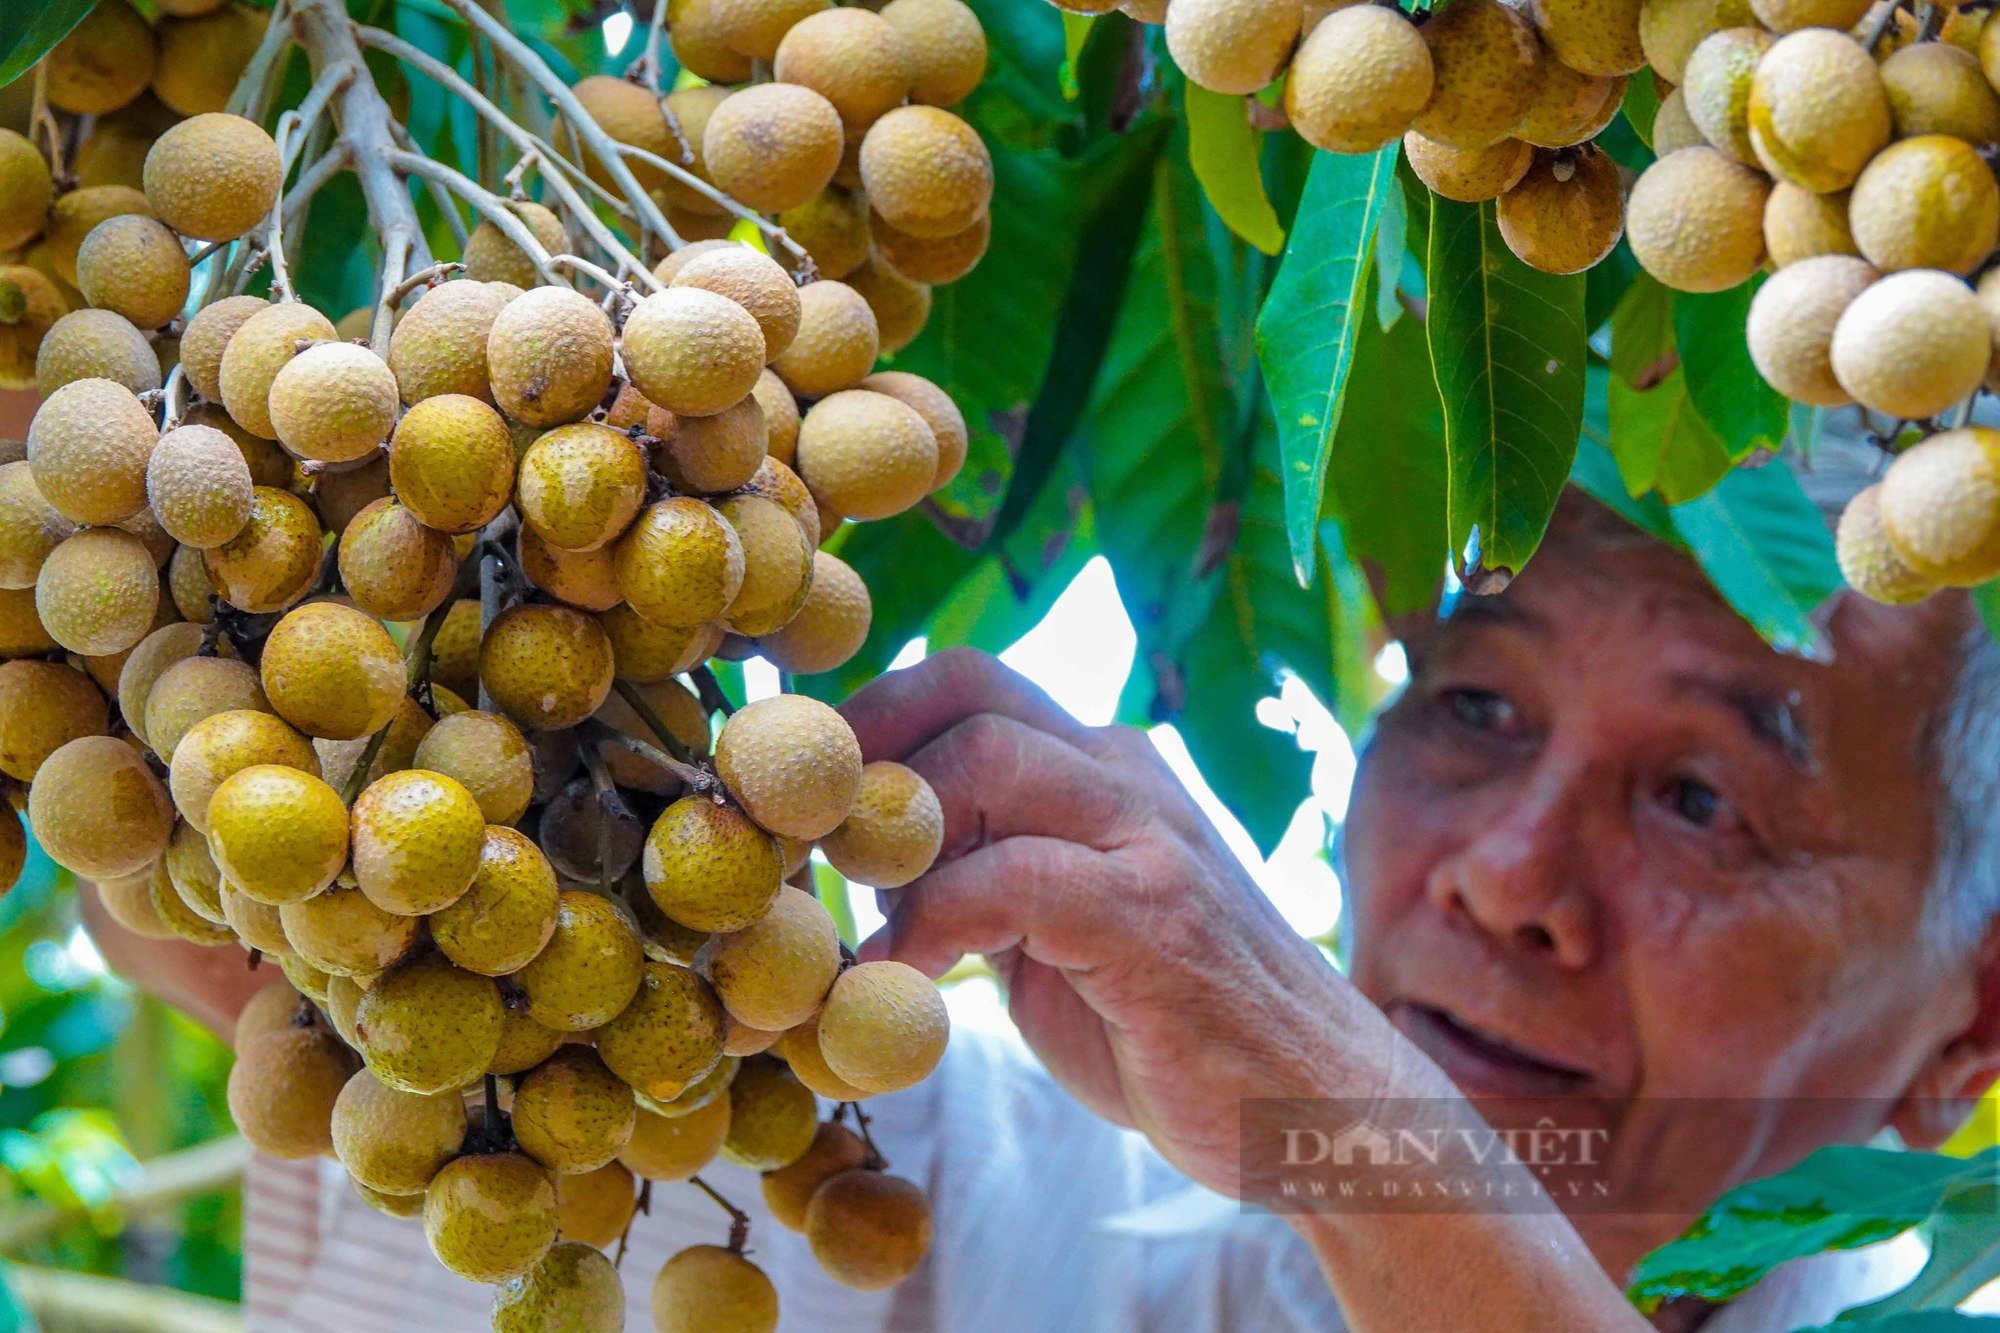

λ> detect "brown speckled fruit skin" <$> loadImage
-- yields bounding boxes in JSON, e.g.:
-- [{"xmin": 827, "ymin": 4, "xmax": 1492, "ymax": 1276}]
[
  {"xmin": 218, "ymin": 303, "xmax": 338, "ymax": 440},
  {"xmin": 706, "ymin": 885, "xmax": 843, "ymax": 1030},
  {"xmin": 350, "ymin": 768, "xmax": 488, "ymax": 916},
  {"xmin": 702, "ymin": 83, "xmax": 845, "ymax": 214},
  {"xmin": 516, "ymin": 423, "xmax": 648, "ymax": 553},
  {"xmin": 1411, "ymin": 0, "xmax": 1543, "ymax": 150},
  {"xmin": 596, "ymin": 961, "xmax": 728, "ymax": 1101},
  {"xmin": 354, "ymin": 957, "xmax": 504, "ymax": 1094},
  {"xmin": 620, "ymin": 1095, "xmax": 731, "ymax": 1181},
  {"xmin": 762, "ymin": 1122, "xmax": 867, "ymax": 1231},
  {"xmin": 387, "ymin": 281, "xmax": 514, "ymax": 405},
  {"xmin": 143, "ymin": 113, "xmax": 282, "ymax": 242},
  {"xmin": 554, "ymin": 1165, "xmax": 638, "ymax": 1249},
  {"xmin": 336, "ymin": 498, "xmax": 459, "ymax": 624},
  {"xmin": 479, "ymin": 603, "xmax": 617, "ymax": 731},
  {"xmin": 424, "ymin": 1152, "xmax": 558, "ymax": 1284},
  {"xmin": 515, "ymin": 890, "xmax": 645, "ymax": 1031},
  {"xmin": 815, "ymin": 959, "xmax": 949, "ymax": 1093},
  {"xmin": 643, "ymin": 797, "xmax": 784, "ymax": 932},
  {"xmin": 759, "ymin": 550, "xmax": 871, "ymax": 675},
  {"xmin": 491, "ymin": 1242, "xmax": 627, "ymax": 1333},
  {"xmin": 714, "ymin": 694, "xmax": 864, "ymax": 839},
  {"xmin": 226, "ymin": 1024, "xmax": 360, "ymax": 1160},
  {"xmin": 330, "ymin": 1066, "xmax": 467, "ymax": 1195},
  {"xmin": 719, "ymin": 1056, "xmax": 818, "ymax": 1170},
  {"xmin": 804, "ymin": 1169, "xmax": 934, "ymax": 1290},
  {"xmin": 620, "ymin": 287, "xmax": 767, "ymax": 419},
  {"xmin": 169, "ymin": 709, "xmax": 320, "ymax": 832},
  {"xmin": 486, "ymin": 288, "xmax": 616, "ymax": 428},
  {"xmin": 28, "ymin": 377, "xmax": 157, "ymax": 527},
  {"xmin": 259, "ymin": 601, "xmax": 405, "ymax": 742},
  {"xmin": 511, "ymin": 1045, "xmax": 638, "ymax": 1174},
  {"xmin": 203, "ymin": 487, "xmax": 324, "ymax": 613},
  {"xmin": 820, "ymin": 760, "xmax": 944, "ymax": 889},
  {"xmin": 613, "ymin": 498, "xmax": 747, "ymax": 629},
  {"xmin": 279, "ymin": 883, "xmax": 421, "ymax": 976},
  {"xmin": 430, "ymin": 825, "xmax": 560, "ymax": 974},
  {"xmin": 652, "ymin": 1245, "xmax": 779, "ymax": 1333},
  {"xmin": 30, "ymin": 736, "xmax": 172, "ymax": 879}
]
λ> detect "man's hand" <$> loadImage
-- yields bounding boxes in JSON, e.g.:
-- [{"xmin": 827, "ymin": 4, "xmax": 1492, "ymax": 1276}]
[{"xmin": 839, "ymin": 648, "xmax": 1410, "ymax": 1196}]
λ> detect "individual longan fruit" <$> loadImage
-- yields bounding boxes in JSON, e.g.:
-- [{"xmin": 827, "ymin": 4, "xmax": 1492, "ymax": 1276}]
[
  {"xmin": 1880, "ymin": 41, "xmax": 2000, "ymax": 143},
  {"xmin": 492, "ymin": 1242, "xmax": 625, "ymax": 1333},
  {"xmin": 44, "ymin": 185, "xmax": 152, "ymax": 289},
  {"xmin": 204, "ymin": 487, "xmax": 323, "ymax": 612},
  {"xmin": 660, "ymin": 398, "xmax": 771, "ymax": 497},
  {"xmin": 490, "ymin": 1004, "xmax": 569, "ymax": 1077},
  {"xmin": 146, "ymin": 423, "xmax": 254, "ymax": 549},
  {"xmin": 221, "ymin": 884, "xmax": 293, "ymax": 955},
  {"xmin": 32, "ymin": 736, "xmax": 172, "ymax": 880},
  {"xmin": 871, "ymin": 209, "xmax": 987, "ymax": 287},
  {"xmin": 1745, "ymin": 254, "xmax": 1878, "ymax": 408},
  {"xmin": 152, "ymin": 5, "xmax": 269, "ymax": 117},
  {"xmin": 1648, "ymin": 85, "xmax": 1704, "ymax": 158},
  {"xmin": 805, "ymin": 1169, "xmax": 932, "ymax": 1290},
  {"xmin": 740, "ymin": 456, "xmax": 821, "ymax": 547},
  {"xmin": 1284, "ymin": 7, "xmax": 1432, "ymax": 154},
  {"xmin": 844, "ymin": 256, "xmax": 931, "ymax": 357},
  {"xmin": 117, "ymin": 621, "xmax": 223, "ymax": 751},
  {"xmin": 620, "ymin": 290, "xmax": 766, "ymax": 427},
  {"xmin": 350, "ymin": 769, "xmax": 486, "ymax": 915},
  {"xmin": 310, "ymin": 453, "xmax": 388, "ymax": 538},
  {"xmin": 758, "ymin": 550, "xmax": 871, "ymax": 674},
  {"xmin": 718, "ymin": 493, "xmax": 813, "ymax": 635},
  {"xmin": 517, "ymin": 527, "xmax": 621, "ymax": 613},
  {"xmin": 356, "ymin": 957, "xmax": 504, "ymax": 1094},
  {"xmin": 672, "ymin": 247, "xmax": 803, "ymax": 361},
  {"xmin": 1529, "ymin": 0, "xmax": 1646, "ymax": 76},
  {"xmin": 1408, "ymin": 0, "xmax": 1540, "ymax": 150},
  {"xmin": 668, "ymin": 0, "xmax": 759, "ymax": 78},
  {"xmin": 337, "ymin": 498, "xmax": 459, "ymax": 623},
  {"xmin": 169, "ymin": 708, "xmax": 320, "ymax": 832},
  {"xmin": 763, "ymin": 1122, "xmax": 867, "ymax": 1231},
  {"xmin": 1679, "ymin": 27, "xmax": 1769, "ymax": 164},
  {"xmin": 36, "ymin": 527, "xmax": 158, "ymax": 657},
  {"xmin": 331, "ymin": 1067, "xmax": 465, "ymax": 1196},
  {"xmin": 879, "ymin": 0, "xmax": 987, "ymax": 106},
  {"xmin": 1402, "ymin": 133, "xmax": 1531, "ymax": 203},
  {"xmin": 0, "ymin": 660, "xmax": 106, "ymax": 781},
  {"xmin": 386, "ymin": 280, "xmax": 513, "ymax": 405},
  {"xmin": 1830, "ymin": 270, "xmax": 1990, "ymax": 422},
  {"xmin": 281, "ymin": 953, "xmax": 333, "ymax": 1004},
  {"xmin": 720, "ymin": 1055, "xmax": 818, "ymax": 1169},
  {"xmin": 815, "ymin": 959, "xmax": 947, "ymax": 1094},
  {"xmin": 774, "ymin": 7, "xmax": 914, "ymax": 133},
  {"xmin": 157, "ymin": 841, "xmax": 235, "ymax": 937},
  {"xmin": 703, "ymin": 83, "xmax": 846, "ymax": 215},
  {"xmin": 27, "ymin": 376, "xmax": 157, "ymax": 526},
  {"xmin": 1838, "ymin": 483, "xmax": 1936, "ymax": 606},
  {"xmin": 568, "ymin": 75, "xmax": 679, "ymax": 195},
  {"xmin": 1747, "ymin": 28, "xmax": 1890, "ymax": 194},
  {"xmin": 613, "ymin": 498, "xmax": 747, "ymax": 630},
  {"xmin": 143, "ymin": 654, "xmax": 268, "ymax": 760},
  {"xmin": 819, "ymin": 762, "xmax": 943, "ymax": 891},
  {"xmin": 268, "ymin": 342, "xmax": 398, "ymax": 465},
  {"xmin": 621, "ymin": 1092, "xmax": 732, "ymax": 1180},
  {"xmin": 45, "ymin": 1, "xmax": 156, "ymax": 115},
  {"xmin": 425, "ymin": 1151, "xmax": 558, "ymax": 1283},
  {"xmin": 35, "ymin": 302, "xmax": 159, "ymax": 399},
  {"xmin": 219, "ymin": 302, "xmax": 339, "ymax": 440},
  {"xmin": 481, "ymin": 603, "xmax": 618, "ymax": 731},
  {"xmin": 795, "ymin": 389, "xmax": 938, "ymax": 522},
  {"xmin": 1638, "ymin": 0, "xmax": 1753, "ymax": 85},
  {"xmin": 1849, "ymin": 136, "xmax": 1999, "ymax": 278},
  {"xmin": 227, "ymin": 1023, "xmax": 358, "ymax": 1160},
  {"xmin": 388, "ymin": 393, "xmax": 514, "ymax": 534},
  {"xmin": 143, "ymin": 112, "xmax": 282, "ymax": 242},
  {"xmin": 515, "ymin": 889, "xmax": 646, "ymax": 1031},
  {"xmin": 554, "ymin": 1162, "xmax": 638, "ymax": 1250},
  {"xmin": 75, "ymin": 215, "xmax": 188, "ymax": 331},
  {"xmin": 780, "ymin": 189, "xmax": 872, "ymax": 282},
  {"xmin": 653, "ymin": 1245, "xmax": 778, "ymax": 1333},
  {"xmin": 235, "ymin": 981, "xmax": 310, "ymax": 1051},
  {"xmin": 715, "ymin": 695, "xmax": 863, "ymax": 841},
  {"xmin": 643, "ymin": 797, "xmax": 783, "ymax": 933},
  {"xmin": 413, "ymin": 710, "xmax": 535, "ymax": 827},
  {"xmin": 1878, "ymin": 427, "xmax": 2000, "ymax": 586},
  {"xmin": 258, "ymin": 601, "xmax": 404, "ymax": 742},
  {"xmin": 462, "ymin": 201, "xmax": 567, "ymax": 289},
  {"xmin": 777, "ymin": 1013, "xmax": 870, "ymax": 1100},
  {"xmin": 206, "ymin": 764, "xmax": 349, "ymax": 904},
  {"xmin": 771, "ymin": 280, "xmax": 879, "ymax": 398},
  {"xmin": 710, "ymin": 0, "xmax": 831, "ymax": 60},
  {"xmin": 1161, "ymin": 0, "xmax": 1300, "ymax": 94},
  {"xmin": 281, "ymin": 883, "xmax": 421, "ymax": 976},
  {"xmin": 487, "ymin": 287, "xmax": 616, "ymax": 429},
  {"xmin": 1495, "ymin": 147, "xmax": 1626, "ymax": 277},
  {"xmin": 599, "ymin": 605, "xmax": 717, "ymax": 683},
  {"xmin": 95, "ymin": 865, "xmax": 176, "ymax": 939},
  {"xmin": 0, "ymin": 131, "xmax": 53, "ymax": 252},
  {"xmin": 1625, "ymin": 147, "xmax": 1770, "ymax": 295},
  {"xmin": 429, "ymin": 825, "xmax": 559, "ymax": 974},
  {"xmin": 513, "ymin": 1045, "xmax": 638, "ymax": 1175},
  {"xmin": 706, "ymin": 886, "xmax": 843, "ymax": 1032},
  {"xmin": 859, "ymin": 105, "xmax": 991, "ymax": 240},
  {"xmin": 0, "ymin": 586, "xmax": 55, "ymax": 660},
  {"xmin": 178, "ymin": 295, "xmax": 268, "ymax": 401},
  {"xmin": 651, "ymin": 240, "xmax": 738, "ymax": 288},
  {"xmin": 1764, "ymin": 183, "xmax": 1857, "ymax": 270},
  {"xmin": 859, "ymin": 370, "xmax": 964, "ymax": 491},
  {"xmin": 516, "ymin": 423, "xmax": 647, "ymax": 555},
  {"xmin": 0, "ymin": 461, "xmax": 77, "ymax": 589}
]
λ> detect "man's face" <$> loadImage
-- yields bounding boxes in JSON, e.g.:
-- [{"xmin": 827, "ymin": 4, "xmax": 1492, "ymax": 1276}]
[{"xmin": 1343, "ymin": 498, "xmax": 1980, "ymax": 1239}]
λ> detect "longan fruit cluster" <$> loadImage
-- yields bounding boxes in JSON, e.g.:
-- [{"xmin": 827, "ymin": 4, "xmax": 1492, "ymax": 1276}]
[{"xmin": 566, "ymin": 0, "xmax": 994, "ymax": 351}]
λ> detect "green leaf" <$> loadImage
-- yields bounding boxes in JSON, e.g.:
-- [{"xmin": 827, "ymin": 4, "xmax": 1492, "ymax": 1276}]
[
  {"xmin": 1323, "ymin": 290, "xmax": 1448, "ymax": 615},
  {"xmin": 1972, "ymin": 579, "xmax": 2000, "ymax": 645},
  {"xmin": 1837, "ymin": 1182, "xmax": 2000, "ymax": 1322},
  {"xmin": 1629, "ymin": 1147, "xmax": 1996, "ymax": 1313},
  {"xmin": 1606, "ymin": 274, "xmax": 1732, "ymax": 504},
  {"xmin": 1821, "ymin": 1317, "xmax": 2000, "ymax": 1332},
  {"xmin": 1575, "ymin": 381, "xmax": 1680, "ymax": 547},
  {"xmin": 1373, "ymin": 181, "xmax": 1409, "ymax": 332},
  {"xmin": 813, "ymin": 862, "xmax": 859, "ymax": 947},
  {"xmin": 1183, "ymin": 85, "xmax": 1285, "ymax": 257},
  {"xmin": 1668, "ymin": 460, "xmax": 1843, "ymax": 657},
  {"xmin": 1060, "ymin": 12, "xmax": 1094, "ymax": 100},
  {"xmin": 1255, "ymin": 143, "xmax": 1400, "ymax": 582},
  {"xmin": 1622, "ymin": 67, "xmax": 1663, "ymax": 151},
  {"xmin": 0, "ymin": 0, "xmax": 91, "ymax": 90},
  {"xmin": 1425, "ymin": 196, "xmax": 1588, "ymax": 580},
  {"xmin": 1676, "ymin": 281, "xmax": 1788, "ymax": 462}
]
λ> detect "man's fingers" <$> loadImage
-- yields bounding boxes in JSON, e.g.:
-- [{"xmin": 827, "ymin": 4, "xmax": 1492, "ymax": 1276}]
[
  {"xmin": 859, "ymin": 835, "xmax": 1136, "ymax": 978},
  {"xmin": 903, "ymin": 712, "xmax": 1144, "ymax": 858},
  {"xmin": 838, "ymin": 647, "xmax": 1097, "ymax": 764}
]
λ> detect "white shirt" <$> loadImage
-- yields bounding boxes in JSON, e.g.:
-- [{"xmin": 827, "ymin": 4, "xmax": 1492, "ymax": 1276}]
[{"xmin": 244, "ymin": 1027, "xmax": 1931, "ymax": 1332}]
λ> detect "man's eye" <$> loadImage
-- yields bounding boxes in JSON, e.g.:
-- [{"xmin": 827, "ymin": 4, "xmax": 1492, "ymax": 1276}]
[
  {"xmin": 1443, "ymin": 688, "xmax": 1517, "ymax": 733},
  {"xmin": 1665, "ymin": 776, "xmax": 1739, "ymax": 832}
]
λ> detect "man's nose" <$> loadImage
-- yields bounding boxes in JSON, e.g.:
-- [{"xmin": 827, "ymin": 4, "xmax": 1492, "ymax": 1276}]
[{"xmin": 1424, "ymin": 760, "xmax": 1599, "ymax": 970}]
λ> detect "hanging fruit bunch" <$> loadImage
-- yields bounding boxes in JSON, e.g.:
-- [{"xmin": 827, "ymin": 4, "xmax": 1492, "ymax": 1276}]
[{"xmin": 0, "ymin": 0, "xmax": 1000, "ymax": 1324}]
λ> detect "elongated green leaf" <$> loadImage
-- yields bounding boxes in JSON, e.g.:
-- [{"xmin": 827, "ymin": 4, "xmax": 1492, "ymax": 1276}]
[
  {"xmin": 1622, "ymin": 68, "xmax": 1663, "ymax": 151},
  {"xmin": 1374, "ymin": 181, "xmax": 1408, "ymax": 332},
  {"xmin": 1256, "ymin": 144, "xmax": 1400, "ymax": 582},
  {"xmin": 1425, "ymin": 196, "xmax": 1588, "ymax": 581},
  {"xmin": 1669, "ymin": 460, "xmax": 1843, "ymax": 657},
  {"xmin": 0, "ymin": 0, "xmax": 91, "ymax": 90},
  {"xmin": 1837, "ymin": 1183, "xmax": 2000, "ymax": 1321},
  {"xmin": 1630, "ymin": 1147, "xmax": 1996, "ymax": 1313},
  {"xmin": 1572, "ymin": 434, "xmax": 1679, "ymax": 547},
  {"xmin": 1183, "ymin": 85, "xmax": 1284, "ymax": 257},
  {"xmin": 1606, "ymin": 274, "xmax": 1732, "ymax": 503},
  {"xmin": 1676, "ymin": 281, "xmax": 1788, "ymax": 462},
  {"xmin": 1816, "ymin": 1316, "xmax": 2000, "ymax": 1332},
  {"xmin": 1060, "ymin": 12, "xmax": 1093, "ymax": 100}
]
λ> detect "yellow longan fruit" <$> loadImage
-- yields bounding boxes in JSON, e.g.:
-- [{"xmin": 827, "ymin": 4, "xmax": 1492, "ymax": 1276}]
[
  {"xmin": 820, "ymin": 762, "xmax": 943, "ymax": 891},
  {"xmin": 206, "ymin": 763, "xmax": 349, "ymax": 904},
  {"xmin": 871, "ymin": 208, "xmax": 987, "ymax": 287},
  {"xmin": 758, "ymin": 550, "xmax": 871, "ymax": 674},
  {"xmin": 481, "ymin": 603, "xmax": 617, "ymax": 731},
  {"xmin": 145, "ymin": 423, "xmax": 254, "ymax": 549},
  {"xmin": 844, "ymin": 256, "xmax": 931, "ymax": 357},
  {"xmin": 219, "ymin": 301, "xmax": 340, "ymax": 440},
  {"xmin": 27, "ymin": 376, "xmax": 157, "ymax": 526},
  {"xmin": 1402, "ymin": 133, "xmax": 1533, "ymax": 203},
  {"xmin": 143, "ymin": 113, "xmax": 283, "ymax": 242},
  {"xmin": 44, "ymin": 185, "xmax": 152, "ymax": 288},
  {"xmin": 258, "ymin": 601, "xmax": 405, "ymax": 742},
  {"xmin": 705, "ymin": 884, "xmax": 844, "ymax": 1029},
  {"xmin": 568, "ymin": 76, "xmax": 678, "ymax": 195},
  {"xmin": 711, "ymin": 0, "xmax": 831, "ymax": 61},
  {"xmin": 428, "ymin": 824, "xmax": 557, "ymax": 973},
  {"xmin": 1285, "ymin": 7, "xmax": 1433, "ymax": 154},
  {"xmin": 0, "ymin": 661, "xmax": 106, "ymax": 781},
  {"xmin": 178, "ymin": 295, "xmax": 267, "ymax": 401},
  {"xmin": 657, "ymin": 85, "xmax": 733, "ymax": 217},
  {"xmin": 703, "ymin": 83, "xmax": 846, "ymax": 215},
  {"xmin": 29, "ymin": 736, "xmax": 170, "ymax": 878},
  {"xmin": 517, "ymin": 423, "xmax": 648, "ymax": 552},
  {"xmin": 1881, "ymin": 41, "xmax": 2000, "ymax": 143},
  {"xmin": 268, "ymin": 342, "xmax": 399, "ymax": 465},
  {"xmin": 613, "ymin": 497, "xmax": 747, "ymax": 629},
  {"xmin": 781, "ymin": 189, "xmax": 873, "ymax": 281},
  {"xmin": 741, "ymin": 456, "xmax": 820, "ymax": 544},
  {"xmin": 1878, "ymin": 427, "xmax": 2000, "ymax": 586},
  {"xmin": 153, "ymin": 5, "xmax": 269, "ymax": 117},
  {"xmin": 1411, "ymin": 0, "xmax": 1541, "ymax": 150},
  {"xmin": 671, "ymin": 246, "xmax": 803, "ymax": 360},
  {"xmin": 385, "ymin": 279, "xmax": 514, "ymax": 405},
  {"xmin": 814, "ymin": 959, "xmax": 947, "ymax": 1093},
  {"xmin": 1747, "ymin": 28, "xmax": 1891, "ymax": 194},
  {"xmin": 1837, "ymin": 483, "xmax": 1935, "ymax": 606},
  {"xmin": 553, "ymin": 1163, "xmax": 637, "ymax": 1250},
  {"xmin": 462, "ymin": 201, "xmax": 568, "ymax": 289},
  {"xmin": 763, "ymin": 1122, "xmax": 868, "ymax": 1230},
  {"xmin": 774, "ymin": 8, "xmax": 914, "ymax": 133},
  {"xmin": 668, "ymin": 0, "xmax": 757, "ymax": 83},
  {"xmin": 1529, "ymin": 0, "xmax": 1645, "ymax": 75},
  {"xmin": 620, "ymin": 1094, "xmax": 731, "ymax": 1181},
  {"xmin": 657, "ymin": 396, "xmax": 770, "ymax": 495},
  {"xmin": 643, "ymin": 796, "xmax": 784, "ymax": 933},
  {"xmin": 226, "ymin": 1023, "xmax": 358, "ymax": 1160},
  {"xmin": 880, "ymin": 0, "xmax": 987, "ymax": 106},
  {"xmin": 486, "ymin": 287, "xmax": 616, "ymax": 428},
  {"xmin": 204, "ymin": 487, "xmax": 324, "ymax": 612},
  {"xmin": 0, "ymin": 460, "xmax": 78, "ymax": 589},
  {"xmin": 804, "ymin": 1169, "xmax": 933, "ymax": 1290},
  {"xmin": 1830, "ymin": 269, "xmax": 1990, "ymax": 421},
  {"xmin": 142, "ymin": 653, "xmax": 269, "ymax": 760},
  {"xmin": 771, "ymin": 280, "xmax": 880, "ymax": 397},
  {"xmin": 1165, "ymin": 0, "xmax": 1300, "ymax": 95},
  {"xmin": 1848, "ymin": 136, "xmax": 2000, "ymax": 278},
  {"xmin": 45, "ymin": 1, "xmax": 157, "ymax": 116},
  {"xmin": 425, "ymin": 1152, "xmax": 557, "ymax": 1283},
  {"xmin": 492, "ymin": 1243, "xmax": 625, "ymax": 1332},
  {"xmin": 652, "ymin": 1245, "xmax": 777, "ymax": 1333},
  {"xmin": 1680, "ymin": 27, "xmax": 1771, "ymax": 164},
  {"xmin": 715, "ymin": 695, "xmax": 863, "ymax": 840},
  {"xmin": 796, "ymin": 388, "xmax": 938, "ymax": 522},
  {"xmin": 0, "ymin": 131, "xmax": 54, "ymax": 252},
  {"xmin": 388, "ymin": 393, "xmax": 515, "ymax": 534},
  {"xmin": 168, "ymin": 707, "xmax": 319, "ymax": 832},
  {"xmin": 337, "ymin": 497, "xmax": 459, "ymax": 624},
  {"xmin": 1495, "ymin": 146, "xmax": 1627, "ymax": 276},
  {"xmin": 1625, "ymin": 146, "xmax": 1770, "ymax": 294},
  {"xmin": 621, "ymin": 287, "xmax": 767, "ymax": 419},
  {"xmin": 859, "ymin": 105, "xmax": 990, "ymax": 239},
  {"xmin": 280, "ymin": 882, "xmax": 421, "ymax": 977},
  {"xmin": 1745, "ymin": 254, "xmax": 1878, "ymax": 408},
  {"xmin": 1764, "ymin": 183, "xmax": 1857, "ymax": 269},
  {"xmin": 36, "ymin": 527, "xmax": 159, "ymax": 657},
  {"xmin": 330, "ymin": 1067, "xmax": 467, "ymax": 1196},
  {"xmin": 350, "ymin": 768, "xmax": 487, "ymax": 915},
  {"xmin": 518, "ymin": 526, "xmax": 622, "ymax": 612},
  {"xmin": 595, "ymin": 962, "xmax": 728, "ymax": 1104}
]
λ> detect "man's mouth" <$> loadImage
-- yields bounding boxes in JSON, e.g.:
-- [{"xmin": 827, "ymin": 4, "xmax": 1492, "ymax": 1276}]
[{"xmin": 1393, "ymin": 1002, "xmax": 1594, "ymax": 1098}]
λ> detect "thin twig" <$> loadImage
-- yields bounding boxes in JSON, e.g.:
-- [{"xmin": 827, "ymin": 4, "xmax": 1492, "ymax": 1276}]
[
  {"xmin": 548, "ymin": 252, "xmax": 638, "ymax": 302},
  {"xmin": 846, "ymin": 1101, "xmax": 888, "ymax": 1170},
  {"xmin": 385, "ymin": 119, "xmax": 472, "ymax": 249},
  {"xmin": 613, "ymin": 142, "xmax": 816, "ymax": 275},
  {"xmin": 611, "ymin": 679, "xmax": 703, "ymax": 764},
  {"xmin": 381, "ymin": 260, "xmax": 466, "ymax": 312},
  {"xmin": 385, "ymin": 148, "xmax": 566, "ymax": 287},
  {"xmin": 642, "ymin": 0, "xmax": 669, "ymax": 95},
  {"xmin": 580, "ymin": 716, "xmax": 714, "ymax": 792},
  {"xmin": 337, "ymin": 594, "xmax": 456, "ymax": 803},
  {"xmin": 226, "ymin": 0, "xmax": 297, "ymax": 122},
  {"xmin": 28, "ymin": 65, "xmax": 64, "ymax": 181},
  {"xmin": 690, "ymin": 665, "xmax": 738, "ymax": 718},
  {"xmin": 687, "ymin": 1175, "xmax": 752, "ymax": 1253}
]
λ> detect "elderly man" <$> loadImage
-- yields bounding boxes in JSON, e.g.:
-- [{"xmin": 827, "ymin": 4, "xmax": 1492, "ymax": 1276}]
[{"xmin": 85, "ymin": 446, "xmax": 2000, "ymax": 1331}]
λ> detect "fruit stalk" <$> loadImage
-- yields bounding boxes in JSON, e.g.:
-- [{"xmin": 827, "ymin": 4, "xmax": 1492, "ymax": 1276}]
[
  {"xmin": 688, "ymin": 1173, "xmax": 753, "ymax": 1253},
  {"xmin": 383, "ymin": 149, "xmax": 567, "ymax": 288}
]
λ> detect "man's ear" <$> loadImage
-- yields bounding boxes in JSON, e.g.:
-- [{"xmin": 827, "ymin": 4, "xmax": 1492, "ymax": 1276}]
[{"xmin": 1891, "ymin": 928, "xmax": 2000, "ymax": 1150}]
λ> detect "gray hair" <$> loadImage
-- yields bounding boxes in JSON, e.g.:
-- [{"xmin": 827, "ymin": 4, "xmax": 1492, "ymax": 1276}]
[{"xmin": 1790, "ymin": 423, "xmax": 2000, "ymax": 958}]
